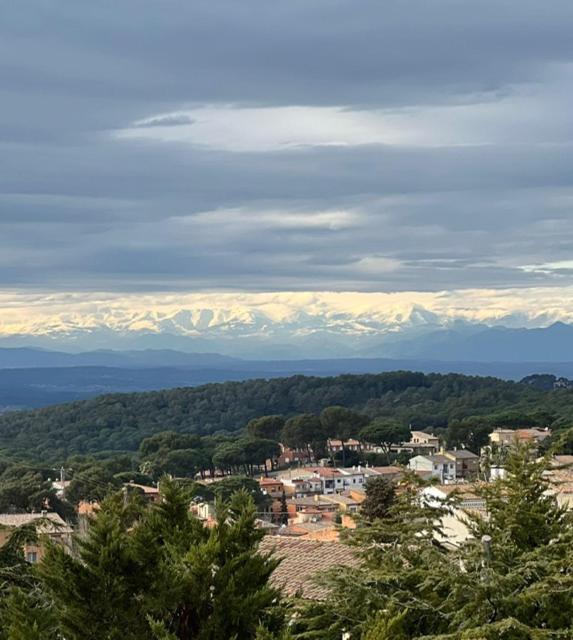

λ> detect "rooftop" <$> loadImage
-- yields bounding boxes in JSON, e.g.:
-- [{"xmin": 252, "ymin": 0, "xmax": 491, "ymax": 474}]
[
  {"xmin": 310, "ymin": 468, "xmax": 344, "ymax": 478},
  {"xmin": 426, "ymin": 484, "xmax": 481, "ymax": 498},
  {"xmin": 291, "ymin": 496, "xmax": 337, "ymax": 508},
  {"xmin": 126, "ymin": 482, "xmax": 159, "ymax": 494},
  {"xmin": 368, "ymin": 465, "xmax": 402, "ymax": 476},
  {"xmin": 445, "ymin": 449, "xmax": 479, "ymax": 459},
  {"xmin": 322, "ymin": 494, "xmax": 360, "ymax": 506},
  {"xmin": 428, "ymin": 454, "xmax": 454, "ymax": 464},
  {"xmin": 551, "ymin": 455, "xmax": 573, "ymax": 467},
  {"xmin": 0, "ymin": 512, "xmax": 72, "ymax": 534},
  {"xmin": 259, "ymin": 477, "xmax": 284, "ymax": 485},
  {"xmin": 515, "ymin": 428, "xmax": 551, "ymax": 440},
  {"xmin": 260, "ymin": 537, "xmax": 359, "ymax": 599}
]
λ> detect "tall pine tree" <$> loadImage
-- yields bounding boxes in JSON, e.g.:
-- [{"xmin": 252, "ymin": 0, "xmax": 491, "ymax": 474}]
[{"xmin": 2, "ymin": 480, "xmax": 284, "ymax": 640}]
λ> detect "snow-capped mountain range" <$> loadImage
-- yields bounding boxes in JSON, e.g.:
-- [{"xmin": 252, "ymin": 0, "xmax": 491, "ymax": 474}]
[{"xmin": 2, "ymin": 291, "xmax": 573, "ymax": 360}]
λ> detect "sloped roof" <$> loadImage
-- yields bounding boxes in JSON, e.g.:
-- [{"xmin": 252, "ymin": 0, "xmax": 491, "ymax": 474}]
[
  {"xmin": 369, "ymin": 465, "xmax": 402, "ymax": 475},
  {"xmin": 126, "ymin": 482, "xmax": 159, "ymax": 494},
  {"xmin": 428, "ymin": 454, "xmax": 455, "ymax": 464},
  {"xmin": 552, "ymin": 455, "xmax": 573, "ymax": 467},
  {"xmin": 259, "ymin": 477, "xmax": 284, "ymax": 486},
  {"xmin": 322, "ymin": 494, "xmax": 360, "ymax": 506},
  {"xmin": 445, "ymin": 449, "xmax": 479, "ymax": 459},
  {"xmin": 0, "ymin": 512, "xmax": 72, "ymax": 534},
  {"xmin": 260, "ymin": 537, "xmax": 360, "ymax": 599}
]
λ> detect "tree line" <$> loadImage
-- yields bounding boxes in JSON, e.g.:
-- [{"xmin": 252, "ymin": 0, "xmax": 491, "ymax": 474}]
[{"xmin": 1, "ymin": 371, "xmax": 571, "ymax": 464}]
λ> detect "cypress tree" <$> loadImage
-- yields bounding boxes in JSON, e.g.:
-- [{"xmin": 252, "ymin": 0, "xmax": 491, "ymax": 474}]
[
  {"xmin": 279, "ymin": 490, "xmax": 289, "ymax": 526},
  {"xmin": 2, "ymin": 480, "xmax": 284, "ymax": 640}
]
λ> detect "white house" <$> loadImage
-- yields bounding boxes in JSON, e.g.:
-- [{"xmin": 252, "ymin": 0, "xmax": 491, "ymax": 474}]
[
  {"xmin": 409, "ymin": 454, "xmax": 456, "ymax": 482},
  {"xmin": 421, "ymin": 484, "xmax": 486, "ymax": 547}
]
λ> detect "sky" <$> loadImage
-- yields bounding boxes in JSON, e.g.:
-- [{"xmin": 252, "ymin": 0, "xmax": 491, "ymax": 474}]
[{"xmin": 2, "ymin": 1, "xmax": 573, "ymax": 340}]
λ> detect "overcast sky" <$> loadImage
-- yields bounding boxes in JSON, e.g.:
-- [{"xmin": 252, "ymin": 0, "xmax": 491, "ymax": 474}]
[{"xmin": 2, "ymin": 1, "xmax": 573, "ymax": 312}]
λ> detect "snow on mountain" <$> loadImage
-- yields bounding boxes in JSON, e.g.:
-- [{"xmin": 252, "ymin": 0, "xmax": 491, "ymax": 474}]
[{"xmin": 1, "ymin": 290, "xmax": 573, "ymax": 358}]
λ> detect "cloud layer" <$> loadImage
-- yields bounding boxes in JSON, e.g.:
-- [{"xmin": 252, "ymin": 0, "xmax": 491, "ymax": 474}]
[{"xmin": 2, "ymin": 1, "xmax": 573, "ymax": 303}]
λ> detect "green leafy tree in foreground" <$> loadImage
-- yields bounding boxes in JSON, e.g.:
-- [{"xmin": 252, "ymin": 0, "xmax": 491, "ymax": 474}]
[
  {"xmin": 1, "ymin": 480, "xmax": 283, "ymax": 640},
  {"xmin": 0, "ymin": 521, "xmax": 59, "ymax": 640},
  {"xmin": 292, "ymin": 444, "xmax": 573, "ymax": 640}
]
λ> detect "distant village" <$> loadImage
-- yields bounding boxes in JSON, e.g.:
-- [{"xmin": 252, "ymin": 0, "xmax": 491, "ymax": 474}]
[{"xmin": 3, "ymin": 424, "xmax": 571, "ymax": 598}]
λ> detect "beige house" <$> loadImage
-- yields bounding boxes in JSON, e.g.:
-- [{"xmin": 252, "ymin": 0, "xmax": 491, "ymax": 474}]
[
  {"xmin": 489, "ymin": 427, "xmax": 551, "ymax": 447},
  {"xmin": 444, "ymin": 449, "xmax": 480, "ymax": 480},
  {"xmin": 391, "ymin": 430, "xmax": 440, "ymax": 455},
  {"xmin": 410, "ymin": 431, "xmax": 440, "ymax": 447},
  {"xmin": 322, "ymin": 493, "xmax": 361, "ymax": 514},
  {"xmin": 0, "ymin": 512, "xmax": 73, "ymax": 564}
]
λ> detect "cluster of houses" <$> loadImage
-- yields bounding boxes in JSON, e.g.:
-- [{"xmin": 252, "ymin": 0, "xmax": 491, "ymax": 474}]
[
  {"xmin": 1, "ymin": 423, "xmax": 570, "ymax": 600},
  {"xmin": 247, "ymin": 426, "xmax": 559, "ymax": 542},
  {"xmin": 255, "ymin": 465, "xmax": 401, "ymax": 540}
]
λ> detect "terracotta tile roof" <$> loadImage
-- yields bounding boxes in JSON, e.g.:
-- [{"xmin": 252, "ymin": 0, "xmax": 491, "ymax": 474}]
[
  {"xmin": 369, "ymin": 465, "xmax": 402, "ymax": 475},
  {"xmin": 259, "ymin": 478, "xmax": 283, "ymax": 486},
  {"xmin": 260, "ymin": 537, "xmax": 360, "ymax": 599},
  {"xmin": 551, "ymin": 455, "xmax": 573, "ymax": 467},
  {"xmin": 291, "ymin": 496, "xmax": 337, "ymax": 508},
  {"xmin": 310, "ymin": 468, "xmax": 344, "ymax": 478},
  {"xmin": 322, "ymin": 494, "xmax": 360, "ymax": 506},
  {"xmin": 77, "ymin": 501, "xmax": 100, "ymax": 515},
  {"xmin": 328, "ymin": 439, "xmax": 361, "ymax": 447},
  {"xmin": 546, "ymin": 469, "xmax": 573, "ymax": 493},
  {"xmin": 287, "ymin": 521, "xmax": 337, "ymax": 535},
  {"xmin": 515, "ymin": 428, "xmax": 551, "ymax": 441},
  {"xmin": 0, "ymin": 512, "xmax": 72, "ymax": 534},
  {"xmin": 126, "ymin": 482, "xmax": 159, "ymax": 494}
]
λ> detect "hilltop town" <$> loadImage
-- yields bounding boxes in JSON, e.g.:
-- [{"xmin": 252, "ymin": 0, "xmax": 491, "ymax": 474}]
[{"xmin": 5, "ymin": 420, "xmax": 570, "ymax": 576}]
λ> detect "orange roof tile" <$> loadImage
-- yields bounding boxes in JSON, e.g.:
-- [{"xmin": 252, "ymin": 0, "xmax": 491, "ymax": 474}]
[{"xmin": 260, "ymin": 537, "xmax": 360, "ymax": 599}]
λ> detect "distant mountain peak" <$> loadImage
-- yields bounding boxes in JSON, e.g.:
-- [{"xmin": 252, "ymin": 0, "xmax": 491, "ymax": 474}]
[{"xmin": 1, "ymin": 294, "xmax": 573, "ymax": 360}]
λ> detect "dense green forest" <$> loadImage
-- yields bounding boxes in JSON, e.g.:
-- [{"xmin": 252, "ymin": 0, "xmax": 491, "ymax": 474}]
[{"xmin": 0, "ymin": 372, "xmax": 572, "ymax": 463}]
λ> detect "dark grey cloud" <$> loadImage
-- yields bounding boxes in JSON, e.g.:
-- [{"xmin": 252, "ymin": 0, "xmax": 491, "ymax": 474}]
[{"xmin": 2, "ymin": 1, "xmax": 573, "ymax": 293}]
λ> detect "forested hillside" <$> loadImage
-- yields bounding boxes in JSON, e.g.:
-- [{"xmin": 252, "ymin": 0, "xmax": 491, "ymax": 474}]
[{"xmin": 0, "ymin": 371, "xmax": 572, "ymax": 463}]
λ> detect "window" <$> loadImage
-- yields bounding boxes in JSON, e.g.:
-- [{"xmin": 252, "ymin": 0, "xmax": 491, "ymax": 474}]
[{"xmin": 26, "ymin": 551, "xmax": 38, "ymax": 564}]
